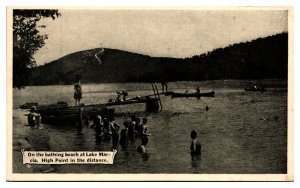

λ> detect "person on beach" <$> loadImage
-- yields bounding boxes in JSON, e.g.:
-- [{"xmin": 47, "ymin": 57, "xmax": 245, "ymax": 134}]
[
  {"xmin": 160, "ymin": 77, "xmax": 168, "ymax": 93},
  {"xmin": 74, "ymin": 79, "xmax": 82, "ymax": 106},
  {"xmin": 137, "ymin": 136, "xmax": 149, "ymax": 153},
  {"xmin": 27, "ymin": 106, "xmax": 41, "ymax": 128},
  {"xmin": 190, "ymin": 130, "xmax": 201, "ymax": 155},
  {"xmin": 119, "ymin": 121, "xmax": 130, "ymax": 145}
]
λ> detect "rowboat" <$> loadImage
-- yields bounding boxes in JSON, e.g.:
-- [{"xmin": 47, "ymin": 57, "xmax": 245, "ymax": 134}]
[
  {"xmin": 20, "ymin": 101, "xmax": 68, "ymax": 109},
  {"xmin": 21, "ymin": 97, "xmax": 158, "ymax": 125},
  {"xmin": 40, "ymin": 107, "xmax": 115, "ymax": 125},
  {"xmin": 21, "ymin": 102, "xmax": 115, "ymax": 125},
  {"xmin": 169, "ymin": 91, "xmax": 215, "ymax": 98}
]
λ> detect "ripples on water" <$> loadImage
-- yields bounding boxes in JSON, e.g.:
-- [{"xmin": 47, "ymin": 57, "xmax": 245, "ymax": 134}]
[{"xmin": 13, "ymin": 80, "xmax": 287, "ymax": 173}]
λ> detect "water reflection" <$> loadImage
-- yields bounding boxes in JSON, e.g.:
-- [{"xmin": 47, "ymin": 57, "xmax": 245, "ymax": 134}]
[
  {"xmin": 74, "ymin": 126, "xmax": 85, "ymax": 147},
  {"xmin": 142, "ymin": 153, "xmax": 150, "ymax": 162},
  {"xmin": 120, "ymin": 144, "xmax": 128, "ymax": 152},
  {"xmin": 112, "ymin": 136, "xmax": 119, "ymax": 150},
  {"xmin": 191, "ymin": 154, "xmax": 201, "ymax": 168},
  {"xmin": 95, "ymin": 135, "xmax": 102, "ymax": 146}
]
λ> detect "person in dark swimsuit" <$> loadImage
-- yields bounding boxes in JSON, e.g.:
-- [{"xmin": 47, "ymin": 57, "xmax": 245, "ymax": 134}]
[
  {"xmin": 128, "ymin": 115, "xmax": 137, "ymax": 141},
  {"xmin": 103, "ymin": 118, "xmax": 111, "ymax": 135},
  {"xmin": 74, "ymin": 80, "xmax": 82, "ymax": 106},
  {"xmin": 195, "ymin": 86, "xmax": 200, "ymax": 95},
  {"xmin": 110, "ymin": 122, "xmax": 120, "ymax": 149},
  {"xmin": 160, "ymin": 77, "xmax": 168, "ymax": 93},
  {"xmin": 91, "ymin": 115, "xmax": 103, "ymax": 137},
  {"xmin": 27, "ymin": 106, "xmax": 41, "ymax": 128},
  {"xmin": 139, "ymin": 117, "xmax": 151, "ymax": 136},
  {"xmin": 119, "ymin": 121, "xmax": 130, "ymax": 145},
  {"xmin": 137, "ymin": 136, "xmax": 149, "ymax": 153},
  {"xmin": 190, "ymin": 130, "xmax": 201, "ymax": 155},
  {"xmin": 134, "ymin": 117, "xmax": 141, "ymax": 133}
]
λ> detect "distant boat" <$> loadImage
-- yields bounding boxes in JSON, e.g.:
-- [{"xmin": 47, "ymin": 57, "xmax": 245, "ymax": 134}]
[
  {"xmin": 244, "ymin": 85, "xmax": 265, "ymax": 92},
  {"xmin": 167, "ymin": 91, "xmax": 215, "ymax": 98}
]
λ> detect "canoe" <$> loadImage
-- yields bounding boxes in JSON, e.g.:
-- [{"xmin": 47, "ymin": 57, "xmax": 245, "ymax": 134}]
[
  {"xmin": 170, "ymin": 91, "xmax": 215, "ymax": 98},
  {"xmin": 106, "ymin": 97, "xmax": 159, "ymax": 106}
]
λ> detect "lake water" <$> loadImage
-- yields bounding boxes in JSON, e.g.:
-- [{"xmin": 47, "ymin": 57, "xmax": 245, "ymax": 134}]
[{"xmin": 13, "ymin": 80, "xmax": 288, "ymax": 173}]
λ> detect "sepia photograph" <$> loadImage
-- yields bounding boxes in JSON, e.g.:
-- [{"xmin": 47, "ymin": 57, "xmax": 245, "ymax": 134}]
[{"xmin": 7, "ymin": 7, "xmax": 293, "ymax": 181}]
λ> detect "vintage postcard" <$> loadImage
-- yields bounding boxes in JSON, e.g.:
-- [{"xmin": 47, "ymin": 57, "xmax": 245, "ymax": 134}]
[{"xmin": 6, "ymin": 7, "xmax": 294, "ymax": 181}]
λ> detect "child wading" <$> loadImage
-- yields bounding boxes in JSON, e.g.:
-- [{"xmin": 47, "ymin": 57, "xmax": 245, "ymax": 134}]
[{"xmin": 190, "ymin": 130, "xmax": 201, "ymax": 155}]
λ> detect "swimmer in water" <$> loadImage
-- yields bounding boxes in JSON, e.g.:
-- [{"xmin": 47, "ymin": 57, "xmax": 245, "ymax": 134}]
[
  {"xmin": 190, "ymin": 130, "xmax": 201, "ymax": 155},
  {"xmin": 137, "ymin": 136, "xmax": 149, "ymax": 153}
]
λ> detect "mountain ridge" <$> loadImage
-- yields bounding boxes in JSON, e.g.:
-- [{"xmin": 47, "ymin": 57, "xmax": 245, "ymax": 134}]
[{"xmin": 30, "ymin": 32, "xmax": 288, "ymax": 85}]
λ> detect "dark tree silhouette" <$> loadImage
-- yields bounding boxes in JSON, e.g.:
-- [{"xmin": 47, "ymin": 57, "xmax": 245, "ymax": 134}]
[{"xmin": 13, "ymin": 9, "xmax": 60, "ymax": 89}]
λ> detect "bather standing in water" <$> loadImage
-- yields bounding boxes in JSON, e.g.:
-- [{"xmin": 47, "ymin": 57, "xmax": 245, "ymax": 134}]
[
  {"xmin": 91, "ymin": 115, "xmax": 103, "ymax": 137},
  {"xmin": 128, "ymin": 115, "xmax": 137, "ymax": 141},
  {"xmin": 190, "ymin": 130, "xmax": 201, "ymax": 155},
  {"xmin": 139, "ymin": 117, "xmax": 151, "ymax": 136},
  {"xmin": 27, "ymin": 106, "xmax": 41, "ymax": 128},
  {"xmin": 110, "ymin": 122, "xmax": 120, "ymax": 149},
  {"xmin": 137, "ymin": 136, "xmax": 149, "ymax": 153},
  {"xmin": 103, "ymin": 118, "xmax": 111, "ymax": 135},
  {"xmin": 134, "ymin": 117, "xmax": 141, "ymax": 133},
  {"xmin": 119, "ymin": 121, "xmax": 130, "ymax": 145},
  {"xmin": 74, "ymin": 79, "xmax": 82, "ymax": 106}
]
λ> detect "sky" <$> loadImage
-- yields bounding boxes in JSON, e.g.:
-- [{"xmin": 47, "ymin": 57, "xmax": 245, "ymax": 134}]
[{"xmin": 34, "ymin": 9, "xmax": 288, "ymax": 65}]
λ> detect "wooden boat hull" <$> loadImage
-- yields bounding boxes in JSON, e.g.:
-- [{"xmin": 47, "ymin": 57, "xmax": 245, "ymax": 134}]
[
  {"xmin": 22, "ymin": 96, "xmax": 158, "ymax": 125},
  {"xmin": 170, "ymin": 91, "xmax": 215, "ymax": 98},
  {"xmin": 40, "ymin": 107, "xmax": 115, "ymax": 125},
  {"xmin": 36, "ymin": 103, "xmax": 114, "ymax": 125},
  {"xmin": 20, "ymin": 101, "xmax": 68, "ymax": 109}
]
